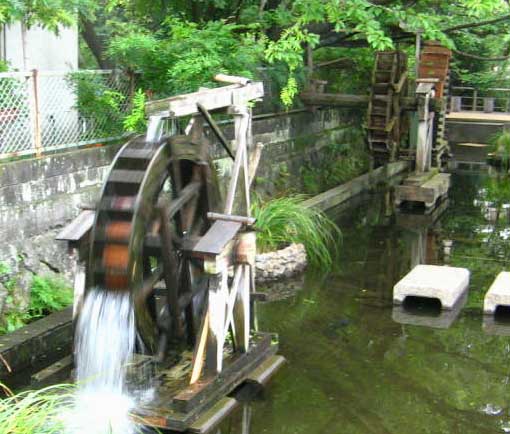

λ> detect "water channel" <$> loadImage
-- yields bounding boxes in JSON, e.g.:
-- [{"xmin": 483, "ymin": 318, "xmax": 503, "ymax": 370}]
[{"xmin": 213, "ymin": 169, "xmax": 510, "ymax": 434}]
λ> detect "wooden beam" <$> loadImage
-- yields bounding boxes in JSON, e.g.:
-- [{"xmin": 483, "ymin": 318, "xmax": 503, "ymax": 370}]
[
  {"xmin": 146, "ymin": 82, "xmax": 264, "ymax": 117},
  {"xmin": 300, "ymin": 91, "xmax": 441, "ymax": 112},
  {"xmin": 196, "ymin": 103, "xmax": 235, "ymax": 160}
]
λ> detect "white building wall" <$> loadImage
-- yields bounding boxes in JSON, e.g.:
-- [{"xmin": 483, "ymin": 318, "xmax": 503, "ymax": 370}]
[
  {"xmin": 0, "ymin": 23, "xmax": 80, "ymax": 153},
  {"xmin": 3, "ymin": 23, "xmax": 78, "ymax": 71}
]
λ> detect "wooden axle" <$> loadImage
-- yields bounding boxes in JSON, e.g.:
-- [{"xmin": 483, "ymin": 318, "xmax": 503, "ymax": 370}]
[{"xmin": 300, "ymin": 91, "xmax": 442, "ymax": 112}]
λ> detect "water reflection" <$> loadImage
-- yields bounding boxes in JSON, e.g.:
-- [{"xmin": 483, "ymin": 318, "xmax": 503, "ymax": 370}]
[
  {"xmin": 208, "ymin": 172, "xmax": 510, "ymax": 434},
  {"xmin": 211, "ymin": 384, "xmax": 262, "ymax": 434}
]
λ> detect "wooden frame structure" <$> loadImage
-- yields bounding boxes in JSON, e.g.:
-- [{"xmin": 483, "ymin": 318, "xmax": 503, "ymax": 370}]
[
  {"xmin": 57, "ymin": 75, "xmax": 284, "ymax": 432},
  {"xmin": 395, "ymin": 80, "xmax": 451, "ymax": 209}
]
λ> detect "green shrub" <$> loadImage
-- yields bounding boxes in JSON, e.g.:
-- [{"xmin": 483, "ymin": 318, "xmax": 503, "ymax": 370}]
[
  {"xmin": 0, "ymin": 275, "xmax": 73, "ymax": 334},
  {"xmin": 123, "ymin": 89, "xmax": 147, "ymax": 133},
  {"xmin": 29, "ymin": 275, "xmax": 73, "ymax": 319},
  {"xmin": 251, "ymin": 195, "xmax": 341, "ymax": 268},
  {"xmin": 66, "ymin": 72, "xmax": 126, "ymax": 137},
  {"xmin": 489, "ymin": 130, "xmax": 510, "ymax": 171},
  {"xmin": 107, "ymin": 18, "xmax": 265, "ymax": 98}
]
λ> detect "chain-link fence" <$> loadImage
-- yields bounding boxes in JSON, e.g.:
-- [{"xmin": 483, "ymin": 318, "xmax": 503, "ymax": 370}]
[{"xmin": 0, "ymin": 70, "xmax": 133, "ymax": 159}]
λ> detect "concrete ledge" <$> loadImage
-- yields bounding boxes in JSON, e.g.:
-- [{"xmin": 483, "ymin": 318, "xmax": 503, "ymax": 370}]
[
  {"xmin": 393, "ymin": 265, "xmax": 470, "ymax": 310},
  {"xmin": 0, "ymin": 307, "xmax": 73, "ymax": 385},
  {"xmin": 302, "ymin": 161, "xmax": 409, "ymax": 211},
  {"xmin": 484, "ymin": 271, "xmax": 510, "ymax": 315}
]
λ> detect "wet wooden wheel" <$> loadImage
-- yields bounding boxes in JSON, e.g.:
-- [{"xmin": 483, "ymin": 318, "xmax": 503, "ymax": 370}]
[{"xmin": 87, "ymin": 133, "xmax": 220, "ymax": 356}]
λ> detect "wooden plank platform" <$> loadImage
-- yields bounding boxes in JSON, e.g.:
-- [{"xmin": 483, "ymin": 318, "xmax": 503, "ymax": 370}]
[
  {"xmin": 135, "ymin": 332, "xmax": 280, "ymax": 432},
  {"xmin": 56, "ymin": 210, "xmax": 95, "ymax": 243},
  {"xmin": 192, "ymin": 220, "xmax": 242, "ymax": 258},
  {"xmin": 395, "ymin": 172, "xmax": 451, "ymax": 209}
]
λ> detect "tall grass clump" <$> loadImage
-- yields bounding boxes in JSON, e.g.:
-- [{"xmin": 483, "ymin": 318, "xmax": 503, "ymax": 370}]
[
  {"xmin": 0, "ymin": 382, "xmax": 160, "ymax": 434},
  {"xmin": 0, "ymin": 383, "xmax": 75, "ymax": 434},
  {"xmin": 251, "ymin": 195, "xmax": 341, "ymax": 268}
]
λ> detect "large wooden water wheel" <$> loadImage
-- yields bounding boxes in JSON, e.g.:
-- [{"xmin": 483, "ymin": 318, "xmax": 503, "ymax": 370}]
[
  {"xmin": 59, "ymin": 77, "xmax": 284, "ymax": 430},
  {"xmin": 88, "ymin": 131, "xmax": 221, "ymax": 357},
  {"xmin": 367, "ymin": 50, "xmax": 408, "ymax": 165}
]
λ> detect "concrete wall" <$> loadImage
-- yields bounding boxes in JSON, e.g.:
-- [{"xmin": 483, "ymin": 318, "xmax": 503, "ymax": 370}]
[
  {"xmin": 0, "ymin": 107, "xmax": 362, "ymax": 251},
  {"xmin": 0, "ymin": 107, "xmax": 362, "ymax": 328},
  {"xmin": 447, "ymin": 120, "xmax": 510, "ymax": 145},
  {"xmin": 0, "ymin": 144, "xmax": 121, "ymax": 247}
]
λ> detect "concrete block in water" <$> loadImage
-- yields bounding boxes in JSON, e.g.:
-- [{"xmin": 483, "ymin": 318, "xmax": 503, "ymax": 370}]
[
  {"xmin": 392, "ymin": 291, "xmax": 467, "ymax": 329},
  {"xmin": 393, "ymin": 265, "xmax": 470, "ymax": 310},
  {"xmin": 484, "ymin": 272, "xmax": 510, "ymax": 315}
]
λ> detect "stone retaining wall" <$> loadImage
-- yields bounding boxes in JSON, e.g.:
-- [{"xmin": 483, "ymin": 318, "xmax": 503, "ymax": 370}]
[{"xmin": 0, "ymin": 107, "xmax": 362, "ymax": 319}]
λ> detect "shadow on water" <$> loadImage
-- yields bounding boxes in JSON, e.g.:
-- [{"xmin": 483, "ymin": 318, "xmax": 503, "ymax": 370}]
[
  {"xmin": 494, "ymin": 306, "xmax": 510, "ymax": 323},
  {"xmin": 189, "ymin": 171, "xmax": 510, "ymax": 434},
  {"xmin": 402, "ymin": 296, "xmax": 442, "ymax": 315}
]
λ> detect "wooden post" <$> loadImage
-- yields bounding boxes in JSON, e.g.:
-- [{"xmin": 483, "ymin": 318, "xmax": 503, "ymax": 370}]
[
  {"xmin": 159, "ymin": 206, "xmax": 184, "ymax": 340},
  {"xmin": 30, "ymin": 69, "xmax": 42, "ymax": 157},
  {"xmin": 205, "ymin": 272, "xmax": 228, "ymax": 374},
  {"xmin": 233, "ymin": 264, "xmax": 250, "ymax": 352},
  {"xmin": 415, "ymin": 31, "xmax": 422, "ymax": 79},
  {"xmin": 415, "ymin": 82, "xmax": 435, "ymax": 173},
  {"xmin": 225, "ymin": 105, "xmax": 251, "ymax": 216}
]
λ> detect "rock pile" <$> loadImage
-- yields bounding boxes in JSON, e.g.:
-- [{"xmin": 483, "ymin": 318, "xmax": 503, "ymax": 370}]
[{"xmin": 255, "ymin": 243, "xmax": 307, "ymax": 283}]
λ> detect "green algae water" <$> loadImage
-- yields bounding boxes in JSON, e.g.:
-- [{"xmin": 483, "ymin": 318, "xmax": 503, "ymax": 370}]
[{"xmin": 215, "ymin": 171, "xmax": 510, "ymax": 434}]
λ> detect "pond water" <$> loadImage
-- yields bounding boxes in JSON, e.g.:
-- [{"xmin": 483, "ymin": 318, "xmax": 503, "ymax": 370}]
[{"xmin": 215, "ymin": 170, "xmax": 510, "ymax": 434}]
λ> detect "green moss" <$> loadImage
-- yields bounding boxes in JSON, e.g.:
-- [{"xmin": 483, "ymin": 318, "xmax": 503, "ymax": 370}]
[{"xmin": 301, "ymin": 142, "xmax": 370, "ymax": 195}]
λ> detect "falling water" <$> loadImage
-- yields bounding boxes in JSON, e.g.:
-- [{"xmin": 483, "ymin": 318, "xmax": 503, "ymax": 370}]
[{"xmin": 65, "ymin": 288, "xmax": 139, "ymax": 434}]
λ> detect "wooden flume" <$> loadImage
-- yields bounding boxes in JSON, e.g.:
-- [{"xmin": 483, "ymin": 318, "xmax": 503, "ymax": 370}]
[{"xmin": 58, "ymin": 75, "xmax": 284, "ymax": 432}]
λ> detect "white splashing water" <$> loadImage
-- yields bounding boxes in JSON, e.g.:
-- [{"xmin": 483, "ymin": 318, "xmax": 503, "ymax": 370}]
[{"xmin": 65, "ymin": 288, "xmax": 139, "ymax": 434}]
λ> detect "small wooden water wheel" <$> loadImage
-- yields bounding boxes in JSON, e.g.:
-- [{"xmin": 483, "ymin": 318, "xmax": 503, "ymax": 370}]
[
  {"xmin": 417, "ymin": 41, "xmax": 452, "ymax": 168},
  {"xmin": 367, "ymin": 50, "xmax": 408, "ymax": 165},
  {"xmin": 59, "ymin": 75, "xmax": 284, "ymax": 431}
]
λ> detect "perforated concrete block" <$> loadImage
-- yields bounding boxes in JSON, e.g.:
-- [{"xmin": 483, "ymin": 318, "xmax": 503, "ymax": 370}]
[
  {"xmin": 484, "ymin": 272, "xmax": 510, "ymax": 315},
  {"xmin": 393, "ymin": 264, "xmax": 470, "ymax": 310}
]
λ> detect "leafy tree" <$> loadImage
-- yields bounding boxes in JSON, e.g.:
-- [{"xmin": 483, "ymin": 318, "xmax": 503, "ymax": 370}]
[
  {"xmin": 0, "ymin": 0, "xmax": 95, "ymax": 32},
  {"xmin": 80, "ymin": 0, "xmax": 510, "ymax": 106},
  {"xmin": 107, "ymin": 18, "xmax": 265, "ymax": 96}
]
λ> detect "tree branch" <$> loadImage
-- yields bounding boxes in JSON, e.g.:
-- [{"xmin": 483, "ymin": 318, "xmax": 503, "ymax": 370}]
[
  {"xmin": 79, "ymin": 16, "xmax": 113, "ymax": 69},
  {"xmin": 443, "ymin": 14, "xmax": 510, "ymax": 34},
  {"xmin": 453, "ymin": 49, "xmax": 510, "ymax": 61}
]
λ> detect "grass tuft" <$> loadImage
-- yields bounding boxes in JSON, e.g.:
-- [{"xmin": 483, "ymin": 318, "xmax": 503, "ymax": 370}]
[
  {"xmin": 0, "ymin": 383, "xmax": 75, "ymax": 434},
  {"xmin": 251, "ymin": 195, "xmax": 341, "ymax": 269}
]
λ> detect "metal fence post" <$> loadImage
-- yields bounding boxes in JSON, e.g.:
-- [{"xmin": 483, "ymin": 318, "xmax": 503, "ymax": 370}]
[{"xmin": 31, "ymin": 69, "xmax": 42, "ymax": 156}]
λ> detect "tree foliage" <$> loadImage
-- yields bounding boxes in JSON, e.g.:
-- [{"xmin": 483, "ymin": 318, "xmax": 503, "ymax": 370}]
[
  {"xmin": 0, "ymin": 0, "xmax": 95, "ymax": 31},
  {"xmin": 107, "ymin": 18, "xmax": 265, "ymax": 97},
  {"xmin": 78, "ymin": 0, "xmax": 510, "ymax": 105}
]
